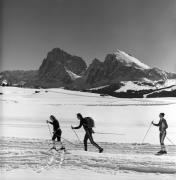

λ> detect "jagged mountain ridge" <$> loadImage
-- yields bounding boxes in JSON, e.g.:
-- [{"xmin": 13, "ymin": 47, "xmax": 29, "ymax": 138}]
[
  {"xmin": 0, "ymin": 48, "xmax": 176, "ymax": 92},
  {"xmin": 73, "ymin": 50, "xmax": 176, "ymax": 90},
  {"xmin": 0, "ymin": 70, "xmax": 38, "ymax": 86}
]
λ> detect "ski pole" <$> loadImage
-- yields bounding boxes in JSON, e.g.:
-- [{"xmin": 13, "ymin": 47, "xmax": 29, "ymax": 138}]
[
  {"xmin": 141, "ymin": 122, "xmax": 152, "ymax": 144},
  {"xmin": 71, "ymin": 126, "xmax": 82, "ymax": 143},
  {"xmin": 61, "ymin": 136, "xmax": 78, "ymax": 146},
  {"xmin": 47, "ymin": 121, "xmax": 52, "ymax": 138},
  {"xmin": 47, "ymin": 132, "xmax": 78, "ymax": 146},
  {"xmin": 95, "ymin": 132, "xmax": 125, "ymax": 136},
  {"xmin": 166, "ymin": 136, "xmax": 175, "ymax": 146},
  {"xmin": 54, "ymin": 133, "xmax": 78, "ymax": 146}
]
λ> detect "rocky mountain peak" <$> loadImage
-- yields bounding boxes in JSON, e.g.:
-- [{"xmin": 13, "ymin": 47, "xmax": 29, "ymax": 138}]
[
  {"xmin": 36, "ymin": 48, "xmax": 87, "ymax": 87},
  {"xmin": 39, "ymin": 48, "xmax": 87, "ymax": 76}
]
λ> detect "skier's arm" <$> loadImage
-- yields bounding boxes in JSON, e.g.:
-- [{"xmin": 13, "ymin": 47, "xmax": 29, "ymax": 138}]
[
  {"xmin": 152, "ymin": 120, "xmax": 160, "ymax": 126},
  {"xmin": 72, "ymin": 121, "xmax": 83, "ymax": 129},
  {"xmin": 47, "ymin": 120, "xmax": 53, "ymax": 125}
]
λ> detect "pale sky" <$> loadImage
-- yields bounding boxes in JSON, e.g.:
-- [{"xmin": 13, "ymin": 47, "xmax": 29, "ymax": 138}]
[{"xmin": 1, "ymin": 0, "xmax": 176, "ymax": 72}]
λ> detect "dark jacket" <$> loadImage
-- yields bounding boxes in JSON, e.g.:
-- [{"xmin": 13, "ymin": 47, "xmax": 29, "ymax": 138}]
[
  {"xmin": 49, "ymin": 119, "xmax": 60, "ymax": 132},
  {"xmin": 74, "ymin": 118, "xmax": 92, "ymax": 132},
  {"xmin": 153, "ymin": 118, "xmax": 168, "ymax": 132}
]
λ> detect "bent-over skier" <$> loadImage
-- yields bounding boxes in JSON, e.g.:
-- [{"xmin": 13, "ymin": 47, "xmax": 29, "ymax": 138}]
[
  {"xmin": 71, "ymin": 113, "xmax": 103, "ymax": 153},
  {"xmin": 152, "ymin": 113, "xmax": 168, "ymax": 154},
  {"xmin": 47, "ymin": 115, "xmax": 65, "ymax": 150}
]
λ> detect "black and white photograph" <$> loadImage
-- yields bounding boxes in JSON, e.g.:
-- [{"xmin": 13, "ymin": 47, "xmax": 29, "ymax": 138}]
[{"xmin": 0, "ymin": 0, "xmax": 176, "ymax": 179}]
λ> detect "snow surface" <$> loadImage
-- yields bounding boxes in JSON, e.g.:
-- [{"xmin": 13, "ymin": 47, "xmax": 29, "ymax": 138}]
[
  {"xmin": 2, "ymin": 168, "xmax": 176, "ymax": 180},
  {"xmin": 0, "ymin": 87, "xmax": 176, "ymax": 179},
  {"xmin": 114, "ymin": 49, "xmax": 150, "ymax": 69},
  {"xmin": 1, "ymin": 137, "xmax": 176, "ymax": 177},
  {"xmin": 1, "ymin": 87, "xmax": 176, "ymax": 142}
]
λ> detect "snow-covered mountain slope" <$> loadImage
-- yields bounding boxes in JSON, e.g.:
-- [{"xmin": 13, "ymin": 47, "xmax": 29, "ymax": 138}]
[
  {"xmin": 115, "ymin": 81, "xmax": 154, "ymax": 92},
  {"xmin": 115, "ymin": 79, "xmax": 176, "ymax": 93},
  {"xmin": 144, "ymin": 85, "xmax": 176, "ymax": 98},
  {"xmin": 161, "ymin": 79, "xmax": 176, "ymax": 87},
  {"xmin": 65, "ymin": 68, "xmax": 81, "ymax": 80},
  {"xmin": 89, "ymin": 85, "xmax": 110, "ymax": 90},
  {"xmin": 114, "ymin": 49, "xmax": 150, "ymax": 69},
  {"xmin": 87, "ymin": 79, "xmax": 176, "ymax": 98}
]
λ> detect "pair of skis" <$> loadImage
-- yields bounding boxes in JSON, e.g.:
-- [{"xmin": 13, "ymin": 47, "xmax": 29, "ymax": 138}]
[{"xmin": 49, "ymin": 146, "xmax": 67, "ymax": 152}]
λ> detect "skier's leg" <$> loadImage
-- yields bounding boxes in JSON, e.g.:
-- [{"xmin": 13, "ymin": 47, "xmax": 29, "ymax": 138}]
[
  {"xmin": 56, "ymin": 129, "xmax": 61, "ymax": 142},
  {"xmin": 87, "ymin": 130, "xmax": 102, "ymax": 151},
  {"xmin": 83, "ymin": 133, "xmax": 88, "ymax": 151},
  {"xmin": 56, "ymin": 129, "xmax": 65, "ymax": 150},
  {"xmin": 159, "ymin": 132, "xmax": 162, "ymax": 151},
  {"xmin": 52, "ymin": 133, "xmax": 57, "ymax": 149},
  {"xmin": 161, "ymin": 131, "xmax": 166, "ymax": 152}
]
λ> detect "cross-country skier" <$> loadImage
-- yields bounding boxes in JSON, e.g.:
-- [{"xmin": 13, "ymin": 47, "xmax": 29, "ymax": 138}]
[
  {"xmin": 71, "ymin": 113, "xmax": 103, "ymax": 153},
  {"xmin": 152, "ymin": 113, "xmax": 168, "ymax": 154},
  {"xmin": 47, "ymin": 115, "xmax": 65, "ymax": 150}
]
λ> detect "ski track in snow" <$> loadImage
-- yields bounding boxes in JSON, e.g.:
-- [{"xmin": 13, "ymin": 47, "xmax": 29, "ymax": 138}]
[{"xmin": 1, "ymin": 137, "xmax": 176, "ymax": 175}]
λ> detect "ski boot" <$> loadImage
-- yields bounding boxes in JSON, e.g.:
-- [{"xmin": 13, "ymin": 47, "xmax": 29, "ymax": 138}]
[{"xmin": 99, "ymin": 148, "xmax": 103, "ymax": 153}]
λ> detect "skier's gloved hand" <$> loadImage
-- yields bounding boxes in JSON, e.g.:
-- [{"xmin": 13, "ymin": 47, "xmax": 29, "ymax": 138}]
[
  {"xmin": 151, "ymin": 121, "xmax": 154, "ymax": 125},
  {"xmin": 71, "ymin": 126, "xmax": 74, "ymax": 129},
  {"xmin": 46, "ymin": 120, "xmax": 49, "ymax": 123}
]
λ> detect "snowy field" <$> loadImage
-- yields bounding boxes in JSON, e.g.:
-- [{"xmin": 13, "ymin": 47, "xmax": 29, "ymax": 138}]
[{"xmin": 0, "ymin": 87, "xmax": 176, "ymax": 179}]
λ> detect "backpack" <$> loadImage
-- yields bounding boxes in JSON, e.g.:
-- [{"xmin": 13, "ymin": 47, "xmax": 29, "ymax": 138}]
[{"xmin": 85, "ymin": 117, "xmax": 95, "ymax": 128}]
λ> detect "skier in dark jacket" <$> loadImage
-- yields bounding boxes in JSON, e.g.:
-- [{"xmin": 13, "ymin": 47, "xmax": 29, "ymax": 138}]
[
  {"xmin": 47, "ymin": 115, "xmax": 65, "ymax": 150},
  {"xmin": 71, "ymin": 113, "xmax": 103, "ymax": 153},
  {"xmin": 152, "ymin": 113, "xmax": 168, "ymax": 154}
]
